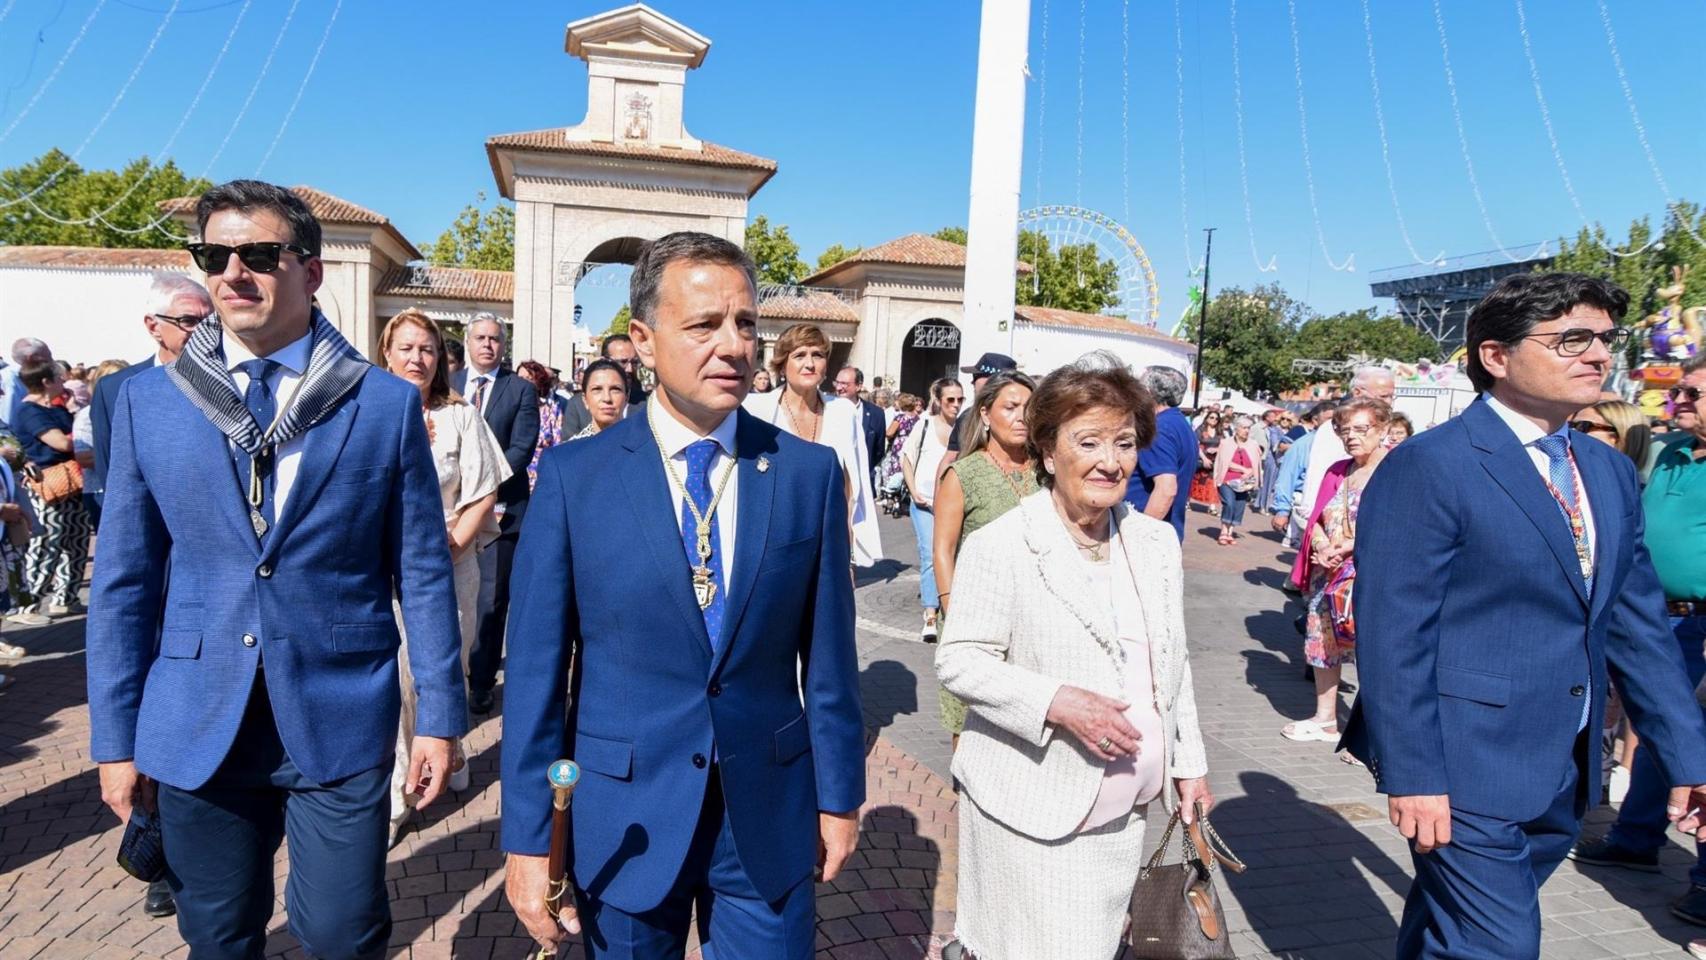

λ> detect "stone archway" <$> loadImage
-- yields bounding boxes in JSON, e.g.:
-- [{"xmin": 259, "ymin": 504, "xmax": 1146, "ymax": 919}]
[
  {"xmin": 899, "ymin": 318, "xmax": 962, "ymax": 398},
  {"xmin": 485, "ymin": 5, "xmax": 776, "ymax": 369}
]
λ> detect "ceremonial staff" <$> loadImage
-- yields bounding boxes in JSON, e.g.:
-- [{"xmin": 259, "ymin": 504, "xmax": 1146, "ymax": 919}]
[{"xmin": 536, "ymin": 759, "xmax": 580, "ymax": 959}]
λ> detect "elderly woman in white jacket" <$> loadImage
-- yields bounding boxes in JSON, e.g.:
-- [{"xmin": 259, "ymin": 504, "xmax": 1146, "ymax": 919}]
[{"xmin": 936, "ymin": 356, "xmax": 1212, "ymax": 960}]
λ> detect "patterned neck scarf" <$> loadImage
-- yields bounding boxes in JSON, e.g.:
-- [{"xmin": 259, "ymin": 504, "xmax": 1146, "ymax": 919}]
[{"xmin": 164, "ymin": 308, "xmax": 368, "ymax": 456}]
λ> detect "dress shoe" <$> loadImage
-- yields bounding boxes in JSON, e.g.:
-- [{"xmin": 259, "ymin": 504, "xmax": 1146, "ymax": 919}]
[
  {"xmin": 143, "ymin": 878, "xmax": 176, "ymax": 918},
  {"xmin": 469, "ymin": 688, "xmax": 495, "ymax": 715},
  {"xmin": 1567, "ymin": 836, "xmax": 1660, "ymax": 872},
  {"xmin": 1675, "ymin": 885, "xmax": 1706, "ymax": 927}
]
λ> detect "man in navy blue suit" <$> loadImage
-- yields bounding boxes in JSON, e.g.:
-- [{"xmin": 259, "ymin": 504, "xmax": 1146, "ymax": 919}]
[
  {"xmin": 1343, "ymin": 272, "xmax": 1706, "ymax": 958},
  {"xmin": 87, "ymin": 181, "xmax": 466, "ymax": 960},
  {"xmin": 501, "ymin": 232, "xmax": 865, "ymax": 958}
]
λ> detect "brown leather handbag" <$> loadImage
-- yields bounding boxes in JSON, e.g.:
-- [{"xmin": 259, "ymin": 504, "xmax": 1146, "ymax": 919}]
[{"xmin": 1126, "ymin": 802, "xmax": 1246, "ymax": 959}]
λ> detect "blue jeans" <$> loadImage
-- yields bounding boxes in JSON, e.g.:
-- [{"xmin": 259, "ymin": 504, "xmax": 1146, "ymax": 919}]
[
  {"xmin": 1607, "ymin": 615, "xmax": 1706, "ymax": 887},
  {"xmin": 1218, "ymin": 484, "xmax": 1250, "ymax": 525},
  {"xmin": 911, "ymin": 503, "xmax": 938, "ymax": 611}
]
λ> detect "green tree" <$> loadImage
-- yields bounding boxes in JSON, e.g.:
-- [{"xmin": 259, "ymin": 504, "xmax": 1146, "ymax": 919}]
[
  {"xmin": 1014, "ymin": 230, "xmax": 1122, "ymax": 314},
  {"xmin": 744, "ymin": 215, "xmax": 806, "ymax": 285},
  {"xmin": 426, "ymin": 192, "xmax": 514, "ymax": 270},
  {"xmin": 932, "ymin": 225, "xmax": 968, "ymax": 245},
  {"xmin": 1292, "ymin": 308, "xmax": 1439, "ymax": 363},
  {"xmin": 815, "ymin": 243, "xmax": 861, "ymax": 272},
  {"xmin": 606, "ymin": 304, "xmax": 632, "ymax": 337},
  {"xmin": 1176, "ymin": 284, "xmax": 1307, "ymax": 398},
  {"xmin": 0, "ymin": 148, "xmax": 212, "ymax": 249}
]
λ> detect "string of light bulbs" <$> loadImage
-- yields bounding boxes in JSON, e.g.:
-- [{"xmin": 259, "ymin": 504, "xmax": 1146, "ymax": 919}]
[
  {"xmin": 1171, "ymin": 0, "xmax": 1202, "ymax": 275},
  {"xmin": 1227, "ymin": 0, "xmax": 1278, "ymax": 273},
  {"xmin": 1, "ymin": 0, "xmax": 182, "ymax": 209},
  {"xmin": 1514, "ymin": 0, "xmax": 1658, "ymax": 258},
  {"xmin": 1431, "ymin": 0, "xmax": 1549, "ymax": 264},
  {"xmin": 254, "ymin": 0, "xmax": 341, "ymax": 176},
  {"xmin": 1073, "ymin": 0, "xmax": 1085, "ymax": 208},
  {"xmin": 1119, "ymin": 0, "xmax": 1129, "ymax": 228},
  {"xmin": 0, "ymin": 0, "xmax": 110, "ymax": 147},
  {"xmin": 1358, "ymin": 0, "xmax": 1443, "ymax": 266},
  {"xmin": 1285, "ymin": 0, "xmax": 1354, "ymax": 272}
]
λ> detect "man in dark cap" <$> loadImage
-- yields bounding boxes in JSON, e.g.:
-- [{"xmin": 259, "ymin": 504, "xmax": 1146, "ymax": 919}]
[{"xmin": 935, "ymin": 352, "xmax": 1018, "ymax": 480}]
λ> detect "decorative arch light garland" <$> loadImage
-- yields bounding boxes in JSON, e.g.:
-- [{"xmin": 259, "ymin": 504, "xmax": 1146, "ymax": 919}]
[
  {"xmin": 1358, "ymin": 0, "xmax": 1442, "ymax": 266},
  {"xmin": 1596, "ymin": 0, "xmax": 1706, "ymax": 248},
  {"xmin": 255, "ymin": 0, "xmax": 342, "ymax": 176},
  {"xmin": 1171, "ymin": 0, "xmax": 1203, "ymax": 275},
  {"xmin": 1227, "ymin": 0, "xmax": 1278, "ymax": 273},
  {"xmin": 0, "ymin": 0, "xmax": 111, "ymax": 147},
  {"xmin": 1515, "ymin": 0, "xmax": 1659, "ymax": 259},
  {"xmin": 1431, "ymin": 0, "xmax": 1549, "ymax": 264},
  {"xmin": 1285, "ymin": 0, "xmax": 1354, "ymax": 272}
]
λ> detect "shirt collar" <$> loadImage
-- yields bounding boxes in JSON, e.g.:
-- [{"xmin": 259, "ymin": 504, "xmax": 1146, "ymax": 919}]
[
  {"xmin": 467, "ymin": 364, "xmax": 498, "ymax": 382},
  {"xmin": 223, "ymin": 328, "xmax": 311, "ymax": 376},
  {"xmin": 1484, "ymin": 392, "xmax": 1569, "ymax": 449},
  {"xmin": 651, "ymin": 401, "xmax": 738, "ymax": 460}
]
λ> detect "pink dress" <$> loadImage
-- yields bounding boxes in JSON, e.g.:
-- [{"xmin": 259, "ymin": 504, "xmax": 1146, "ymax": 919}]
[{"xmin": 1080, "ymin": 539, "xmax": 1166, "ymax": 831}]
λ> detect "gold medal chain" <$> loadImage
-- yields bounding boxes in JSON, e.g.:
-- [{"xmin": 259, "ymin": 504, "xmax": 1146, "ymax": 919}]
[{"xmin": 647, "ymin": 405, "xmax": 738, "ymax": 569}]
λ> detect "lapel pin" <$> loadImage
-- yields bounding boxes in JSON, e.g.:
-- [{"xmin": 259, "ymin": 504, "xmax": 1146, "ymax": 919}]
[{"xmin": 756, "ymin": 456, "xmax": 771, "ymax": 473}]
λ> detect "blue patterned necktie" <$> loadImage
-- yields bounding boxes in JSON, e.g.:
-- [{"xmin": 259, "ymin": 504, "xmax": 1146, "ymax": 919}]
[
  {"xmin": 680, "ymin": 438, "xmax": 727, "ymax": 650},
  {"xmin": 1536, "ymin": 432, "xmax": 1593, "ymax": 730},
  {"xmin": 236, "ymin": 359, "xmax": 279, "ymax": 539}
]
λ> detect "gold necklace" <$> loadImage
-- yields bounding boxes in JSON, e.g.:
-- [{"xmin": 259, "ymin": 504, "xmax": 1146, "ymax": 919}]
[
  {"xmin": 985, "ymin": 449, "xmax": 1033, "ymax": 503},
  {"xmin": 1059, "ymin": 507, "xmax": 1111, "ymax": 562},
  {"xmin": 780, "ymin": 390, "xmax": 821, "ymax": 443},
  {"xmin": 647, "ymin": 404, "xmax": 739, "ymax": 610}
]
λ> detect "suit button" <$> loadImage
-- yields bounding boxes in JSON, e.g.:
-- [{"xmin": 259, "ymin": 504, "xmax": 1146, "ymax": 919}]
[
  {"xmin": 1571, "ymin": 685, "xmax": 1586, "ymax": 697},
  {"xmin": 242, "ymin": 634, "xmax": 257, "ymax": 648},
  {"xmin": 708, "ymin": 682, "xmax": 722, "ymax": 698},
  {"xmin": 257, "ymin": 564, "xmax": 273, "ymax": 579},
  {"xmin": 692, "ymin": 753, "xmax": 707, "ymax": 769}
]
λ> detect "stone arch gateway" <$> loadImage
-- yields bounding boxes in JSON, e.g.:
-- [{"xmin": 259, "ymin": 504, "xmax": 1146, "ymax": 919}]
[{"xmin": 484, "ymin": 4, "xmax": 775, "ymax": 368}]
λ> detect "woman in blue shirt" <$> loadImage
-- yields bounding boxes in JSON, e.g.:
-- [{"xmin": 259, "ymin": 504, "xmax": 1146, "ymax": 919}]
[{"xmin": 10, "ymin": 363, "xmax": 91, "ymax": 621}]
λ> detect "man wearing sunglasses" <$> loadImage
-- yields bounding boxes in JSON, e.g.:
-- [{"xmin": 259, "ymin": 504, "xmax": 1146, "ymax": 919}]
[
  {"xmin": 86, "ymin": 180, "xmax": 465, "ymax": 960},
  {"xmin": 1570, "ymin": 352, "xmax": 1706, "ymax": 926},
  {"xmin": 1343, "ymin": 272, "xmax": 1706, "ymax": 959}
]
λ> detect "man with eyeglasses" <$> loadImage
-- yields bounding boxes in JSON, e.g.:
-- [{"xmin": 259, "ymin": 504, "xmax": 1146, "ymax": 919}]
[
  {"xmin": 0, "ymin": 338, "xmax": 52, "ymax": 432},
  {"xmin": 87, "ymin": 180, "xmax": 466, "ymax": 959},
  {"xmin": 1343, "ymin": 272, "xmax": 1706, "ymax": 959},
  {"xmin": 1570, "ymin": 352, "xmax": 1706, "ymax": 926}
]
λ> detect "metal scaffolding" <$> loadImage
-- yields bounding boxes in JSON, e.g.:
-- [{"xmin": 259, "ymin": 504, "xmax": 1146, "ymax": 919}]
[{"xmin": 1368, "ymin": 246, "xmax": 1554, "ymax": 353}]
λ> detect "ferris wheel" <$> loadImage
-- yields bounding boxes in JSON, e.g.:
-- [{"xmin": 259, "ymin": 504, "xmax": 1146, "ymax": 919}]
[{"xmin": 1016, "ymin": 205, "xmax": 1161, "ymax": 326}]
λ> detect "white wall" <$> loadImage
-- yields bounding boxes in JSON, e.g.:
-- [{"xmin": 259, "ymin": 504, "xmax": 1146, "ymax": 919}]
[{"xmin": 0, "ymin": 267, "xmax": 173, "ymax": 364}]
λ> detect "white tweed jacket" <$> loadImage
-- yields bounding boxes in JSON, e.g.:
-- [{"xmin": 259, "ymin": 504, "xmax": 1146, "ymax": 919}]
[{"xmin": 936, "ymin": 490, "xmax": 1209, "ymax": 842}]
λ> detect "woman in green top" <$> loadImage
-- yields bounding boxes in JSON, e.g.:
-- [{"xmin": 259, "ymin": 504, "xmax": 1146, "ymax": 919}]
[{"xmin": 932, "ymin": 370, "xmax": 1039, "ymax": 745}]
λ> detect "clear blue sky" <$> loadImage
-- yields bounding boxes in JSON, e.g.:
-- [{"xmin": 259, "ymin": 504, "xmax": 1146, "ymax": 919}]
[{"xmin": 2, "ymin": 0, "xmax": 1702, "ymax": 328}]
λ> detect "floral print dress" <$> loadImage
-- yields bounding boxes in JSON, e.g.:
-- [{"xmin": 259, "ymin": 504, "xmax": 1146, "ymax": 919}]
[{"xmin": 1303, "ymin": 481, "xmax": 1360, "ymax": 669}]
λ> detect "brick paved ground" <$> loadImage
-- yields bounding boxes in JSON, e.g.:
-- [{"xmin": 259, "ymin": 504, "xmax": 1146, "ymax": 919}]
[{"xmin": 2, "ymin": 504, "xmax": 1703, "ymax": 958}]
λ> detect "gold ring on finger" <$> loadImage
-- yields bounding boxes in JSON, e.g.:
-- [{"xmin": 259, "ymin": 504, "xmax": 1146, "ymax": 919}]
[{"xmin": 1097, "ymin": 736, "xmax": 1114, "ymax": 752}]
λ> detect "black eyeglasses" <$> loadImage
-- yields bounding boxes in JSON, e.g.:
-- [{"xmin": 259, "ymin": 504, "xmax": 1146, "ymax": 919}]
[
  {"xmin": 186, "ymin": 241, "xmax": 314, "ymax": 274},
  {"xmin": 1670, "ymin": 386, "xmax": 1703, "ymax": 403},
  {"xmin": 150, "ymin": 313, "xmax": 207, "ymax": 331},
  {"xmin": 1515, "ymin": 327, "xmax": 1633, "ymax": 357},
  {"xmin": 1569, "ymin": 419, "xmax": 1618, "ymax": 436}
]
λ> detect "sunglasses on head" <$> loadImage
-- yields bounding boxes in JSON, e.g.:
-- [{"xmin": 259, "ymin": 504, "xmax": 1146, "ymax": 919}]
[
  {"xmin": 186, "ymin": 241, "xmax": 314, "ymax": 274},
  {"xmin": 1568, "ymin": 419, "xmax": 1618, "ymax": 436},
  {"xmin": 1670, "ymin": 386, "xmax": 1703, "ymax": 403}
]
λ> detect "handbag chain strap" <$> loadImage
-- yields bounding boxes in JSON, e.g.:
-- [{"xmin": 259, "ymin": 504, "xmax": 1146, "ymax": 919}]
[{"xmin": 1139, "ymin": 803, "xmax": 1246, "ymax": 879}]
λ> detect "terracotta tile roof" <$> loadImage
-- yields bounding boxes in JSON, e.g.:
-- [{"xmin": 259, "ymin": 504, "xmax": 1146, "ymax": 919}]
[
  {"xmin": 486, "ymin": 129, "xmax": 777, "ymax": 196},
  {"xmin": 1014, "ymin": 304, "xmax": 1195, "ymax": 348},
  {"xmin": 801, "ymin": 233, "xmax": 1034, "ymax": 285},
  {"xmin": 157, "ymin": 185, "xmax": 422, "ymax": 259},
  {"xmin": 757, "ymin": 288, "xmax": 858, "ymax": 324},
  {"xmin": 376, "ymin": 265, "xmax": 514, "ymax": 303},
  {"xmin": 0, "ymin": 245, "xmax": 193, "ymax": 269}
]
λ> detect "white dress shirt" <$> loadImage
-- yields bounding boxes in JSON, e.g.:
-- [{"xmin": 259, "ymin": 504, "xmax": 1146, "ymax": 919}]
[
  {"xmin": 650, "ymin": 403, "xmax": 739, "ymax": 586},
  {"xmin": 1484, "ymin": 393, "xmax": 1596, "ymax": 561},
  {"xmin": 464, "ymin": 365, "xmax": 499, "ymax": 415},
  {"xmin": 224, "ymin": 330, "xmax": 312, "ymax": 516}
]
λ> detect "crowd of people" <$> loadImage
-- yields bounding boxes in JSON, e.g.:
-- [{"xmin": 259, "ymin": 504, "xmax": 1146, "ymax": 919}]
[{"xmin": 0, "ymin": 178, "xmax": 1702, "ymax": 960}]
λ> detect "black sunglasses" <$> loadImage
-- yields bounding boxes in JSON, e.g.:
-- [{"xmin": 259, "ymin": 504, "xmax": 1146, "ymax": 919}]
[
  {"xmin": 1568, "ymin": 419, "xmax": 1618, "ymax": 436},
  {"xmin": 150, "ymin": 313, "xmax": 206, "ymax": 331},
  {"xmin": 186, "ymin": 241, "xmax": 314, "ymax": 274},
  {"xmin": 1670, "ymin": 386, "xmax": 1703, "ymax": 403},
  {"xmin": 1515, "ymin": 326, "xmax": 1633, "ymax": 357}
]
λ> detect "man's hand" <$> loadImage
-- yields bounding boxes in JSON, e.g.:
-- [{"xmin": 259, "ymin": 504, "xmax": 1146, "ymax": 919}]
[
  {"xmin": 405, "ymin": 736, "xmax": 457, "ymax": 809},
  {"xmin": 1389, "ymin": 794, "xmax": 1452, "ymax": 854},
  {"xmin": 98, "ymin": 761, "xmax": 155, "ymax": 825},
  {"xmin": 818, "ymin": 810, "xmax": 860, "ymax": 883},
  {"xmin": 1668, "ymin": 785, "xmax": 1706, "ymax": 840},
  {"xmin": 1270, "ymin": 512, "xmax": 1289, "ymax": 533},
  {"xmin": 506, "ymin": 852, "xmax": 579, "ymax": 949}
]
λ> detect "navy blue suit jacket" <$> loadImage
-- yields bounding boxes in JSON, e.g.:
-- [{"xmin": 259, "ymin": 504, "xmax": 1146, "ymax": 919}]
[
  {"xmin": 88, "ymin": 356, "xmax": 153, "ymax": 507},
  {"xmin": 857, "ymin": 400, "xmax": 885, "ymax": 477},
  {"xmin": 86, "ymin": 363, "xmax": 467, "ymax": 789},
  {"xmin": 500, "ymin": 407, "xmax": 865, "ymax": 912},
  {"xmin": 1343, "ymin": 397, "xmax": 1706, "ymax": 821}
]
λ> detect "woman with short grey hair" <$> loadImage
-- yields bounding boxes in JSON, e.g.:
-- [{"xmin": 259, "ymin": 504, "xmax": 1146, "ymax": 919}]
[{"xmin": 1211, "ymin": 415, "xmax": 1263, "ymax": 544}]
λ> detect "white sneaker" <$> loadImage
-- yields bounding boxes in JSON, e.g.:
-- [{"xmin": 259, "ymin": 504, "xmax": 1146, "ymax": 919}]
[{"xmin": 5, "ymin": 608, "xmax": 49, "ymax": 626}]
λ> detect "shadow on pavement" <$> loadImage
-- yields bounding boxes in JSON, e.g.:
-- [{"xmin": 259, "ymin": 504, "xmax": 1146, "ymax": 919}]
[
  {"xmin": 1214, "ymin": 771, "xmax": 1407, "ymax": 958},
  {"xmin": 0, "ymin": 616, "xmax": 92, "ymax": 775},
  {"xmin": 860, "ymin": 659, "xmax": 920, "ymax": 752},
  {"xmin": 855, "ymin": 559, "xmax": 910, "ymax": 589},
  {"xmin": 1568, "ymin": 805, "xmax": 1705, "ymax": 951}
]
